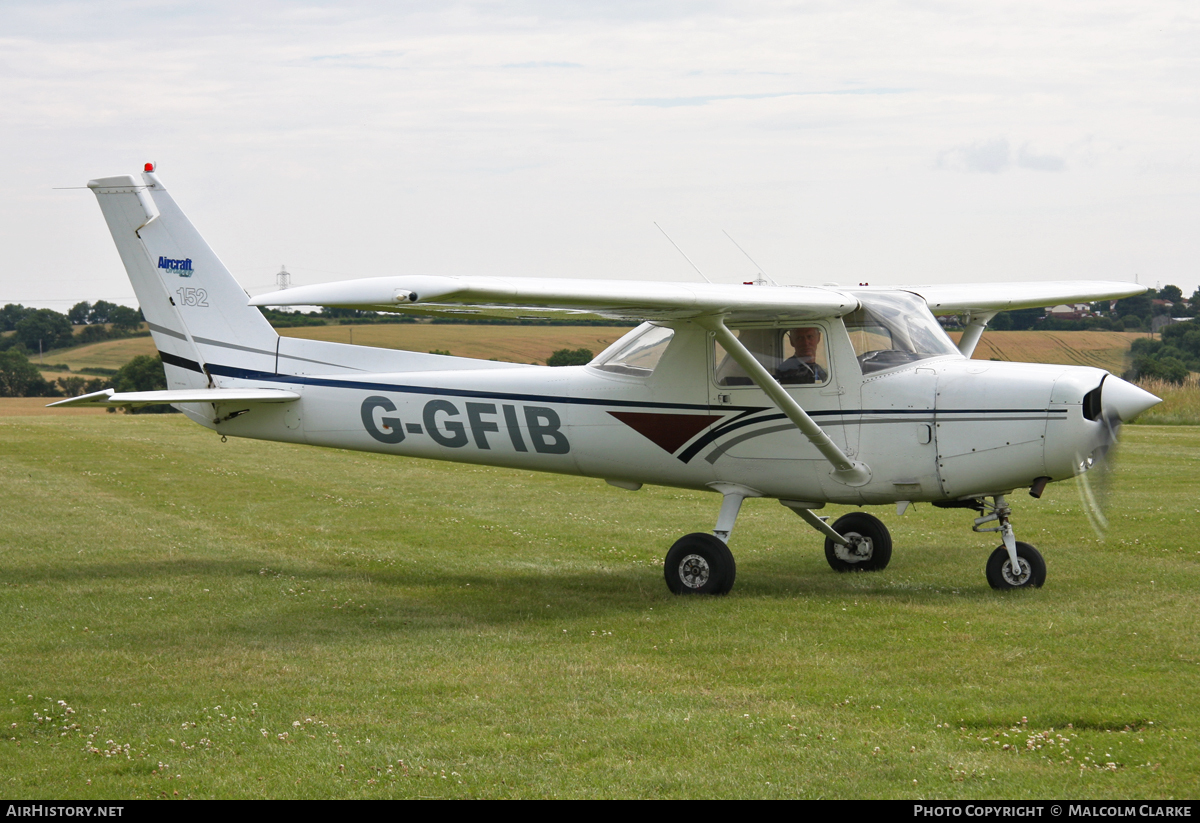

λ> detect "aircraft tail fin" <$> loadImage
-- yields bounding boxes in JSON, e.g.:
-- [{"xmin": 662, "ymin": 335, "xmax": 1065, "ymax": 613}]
[{"xmin": 88, "ymin": 170, "xmax": 279, "ymax": 389}]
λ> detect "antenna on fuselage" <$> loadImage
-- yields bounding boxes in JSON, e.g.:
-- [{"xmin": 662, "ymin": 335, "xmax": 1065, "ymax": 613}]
[
  {"xmin": 653, "ymin": 222, "xmax": 713, "ymax": 284},
  {"xmin": 722, "ymin": 230, "xmax": 779, "ymax": 286}
]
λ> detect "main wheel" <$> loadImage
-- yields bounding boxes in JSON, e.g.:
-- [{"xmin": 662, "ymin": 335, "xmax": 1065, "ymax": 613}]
[
  {"xmin": 824, "ymin": 512, "xmax": 892, "ymax": 572},
  {"xmin": 986, "ymin": 542, "xmax": 1045, "ymax": 589},
  {"xmin": 664, "ymin": 533, "xmax": 736, "ymax": 595}
]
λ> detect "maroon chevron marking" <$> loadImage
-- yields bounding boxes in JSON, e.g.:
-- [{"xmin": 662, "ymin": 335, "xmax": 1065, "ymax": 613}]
[{"xmin": 607, "ymin": 411, "xmax": 724, "ymax": 454}]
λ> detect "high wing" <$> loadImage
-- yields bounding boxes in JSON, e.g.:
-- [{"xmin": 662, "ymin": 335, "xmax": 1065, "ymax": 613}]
[
  {"xmin": 900, "ymin": 281, "xmax": 1145, "ymax": 315},
  {"xmin": 249, "ymin": 274, "xmax": 1144, "ymax": 322},
  {"xmin": 249, "ymin": 275, "xmax": 859, "ymax": 323}
]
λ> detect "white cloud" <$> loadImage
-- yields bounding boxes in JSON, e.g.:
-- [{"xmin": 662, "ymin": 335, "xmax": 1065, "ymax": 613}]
[
  {"xmin": 1016, "ymin": 144, "xmax": 1066, "ymax": 172},
  {"xmin": 937, "ymin": 138, "xmax": 1013, "ymax": 174},
  {"xmin": 936, "ymin": 139, "xmax": 1068, "ymax": 173}
]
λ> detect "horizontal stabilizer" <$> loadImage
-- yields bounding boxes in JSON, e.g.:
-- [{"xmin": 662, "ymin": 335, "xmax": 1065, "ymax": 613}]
[{"xmin": 48, "ymin": 388, "xmax": 301, "ymax": 409}]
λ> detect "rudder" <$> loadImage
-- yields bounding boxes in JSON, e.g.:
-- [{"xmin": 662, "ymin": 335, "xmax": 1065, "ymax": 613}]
[{"xmin": 89, "ymin": 170, "xmax": 279, "ymax": 389}]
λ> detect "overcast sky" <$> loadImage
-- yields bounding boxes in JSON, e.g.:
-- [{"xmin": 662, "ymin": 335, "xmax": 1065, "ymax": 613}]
[{"xmin": 2, "ymin": 0, "xmax": 1197, "ymax": 310}]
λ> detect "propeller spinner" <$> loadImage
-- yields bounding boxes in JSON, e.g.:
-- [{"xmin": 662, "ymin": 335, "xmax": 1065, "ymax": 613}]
[{"xmin": 1077, "ymin": 376, "xmax": 1161, "ymax": 538}]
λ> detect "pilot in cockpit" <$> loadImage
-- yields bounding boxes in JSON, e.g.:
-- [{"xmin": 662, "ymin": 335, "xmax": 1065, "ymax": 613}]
[{"xmin": 777, "ymin": 327, "xmax": 827, "ymax": 384}]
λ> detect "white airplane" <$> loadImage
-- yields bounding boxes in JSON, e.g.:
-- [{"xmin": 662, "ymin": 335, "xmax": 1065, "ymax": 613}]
[{"xmin": 55, "ymin": 167, "xmax": 1161, "ymax": 594}]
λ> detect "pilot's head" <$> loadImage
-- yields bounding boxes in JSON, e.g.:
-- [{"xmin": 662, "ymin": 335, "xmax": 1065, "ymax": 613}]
[{"xmin": 788, "ymin": 327, "xmax": 822, "ymax": 361}]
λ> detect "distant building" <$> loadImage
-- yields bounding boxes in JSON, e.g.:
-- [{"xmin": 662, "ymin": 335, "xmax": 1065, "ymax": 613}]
[{"xmin": 1045, "ymin": 304, "xmax": 1092, "ymax": 321}]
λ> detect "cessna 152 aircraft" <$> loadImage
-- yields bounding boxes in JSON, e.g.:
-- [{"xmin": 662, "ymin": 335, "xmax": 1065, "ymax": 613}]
[{"xmin": 55, "ymin": 166, "xmax": 1161, "ymax": 594}]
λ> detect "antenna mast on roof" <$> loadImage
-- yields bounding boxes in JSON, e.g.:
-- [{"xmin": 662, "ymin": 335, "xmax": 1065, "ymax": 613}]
[
  {"xmin": 653, "ymin": 223, "xmax": 713, "ymax": 284},
  {"xmin": 723, "ymin": 230, "xmax": 778, "ymax": 286}
]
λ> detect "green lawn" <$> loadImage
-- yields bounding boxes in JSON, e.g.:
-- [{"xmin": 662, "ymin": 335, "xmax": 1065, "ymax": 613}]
[{"xmin": 1, "ymin": 414, "xmax": 1197, "ymax": 799}]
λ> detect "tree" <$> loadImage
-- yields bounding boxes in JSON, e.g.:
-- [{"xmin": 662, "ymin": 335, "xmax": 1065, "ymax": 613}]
[
  {"xmin": 1131, "ymin": 353, "xmax": 1189, "ymax": 384},
  {"xmin": 88, "ymin": 300, "xmax": 118, "ymax": 325},
  {"xmin": 990, "ymin": 308, "xmax": 1042, "ymax": 331},
  {"xmin": 113, "ymin": 355, "xmax": 167, "ymax": 392},
  {"xmin": 108, "ymin": 305, "xmax": 142, "ymax": 333},
  {"xmin": 1115, "ymin": 293, "xmax": 1152, "ymax": 321},
  {"xmin": 112, "ymin": 354, "xmax": 171, "ymax": 413},
  {"xmin": 14, "ymin": 309, "xmax": 74, "ymax": 352},
  {"xmin": 0, "ymin": 349, "xmax": 57, "ymax": 397},
  {"xmin": 320, "ymin": 307, "xmax": 376, "ymax": 320},
  {"xmin": 56, "ymin": 376, "xmax": 106, "ymax": 397},
  {"xmin": 1160, "ymin": 319, "xmax": 1200, "ymax": 364},
  {"xmin": 78, "ymin": 325, "xmax": 110, "ymax": 344},
  {"xmin": 1159, "ymin": 284, "xmax": 1183, "ymax": 303},
  {"xmin": 547, "ymin": 347, "xmax": 594, "ymax": 367},
  {"xmin": 0, "ymin": 303, "xmax": 31, "ymax": 332},
  {"xmin": 68, "ymin": 301, "xmax": 92, "ymax": 325}
]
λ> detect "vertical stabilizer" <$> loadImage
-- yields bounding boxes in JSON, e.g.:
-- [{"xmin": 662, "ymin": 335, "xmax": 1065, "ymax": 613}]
[{"xmin": 89, "ymin": 171, "xmax": 278, "ymax": 389}]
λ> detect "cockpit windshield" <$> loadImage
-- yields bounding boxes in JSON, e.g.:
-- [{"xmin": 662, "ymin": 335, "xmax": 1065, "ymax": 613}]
[{"xmin": 844, "ymin": 291, "xmax": 962, "ymax": 374}]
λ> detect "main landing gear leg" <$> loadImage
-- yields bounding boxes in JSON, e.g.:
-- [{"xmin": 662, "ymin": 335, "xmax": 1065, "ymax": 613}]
[
  {"xmin": 974, "ymin": 495, "xmax": 1046, "ymax": 590},
  {"xmin": 663, "ymin": 483, "xmax": 760, "ymax": 596},
  {"xmin": 781, "ymin": 501, "xmax": 893, "ymax": 572}
]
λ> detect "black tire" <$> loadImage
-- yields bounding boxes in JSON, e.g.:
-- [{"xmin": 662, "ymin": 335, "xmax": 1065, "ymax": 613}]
[
  {"xmin": 824, "ymin": 512, "xmax": 892, "ymax": 572},
  {"xmin": 664, "ymin": 533, "xmax": 737, "ymax": 595},
  {"xmin": 986, "ymin": 542, "xmax": 1046, "ymax": 589}
]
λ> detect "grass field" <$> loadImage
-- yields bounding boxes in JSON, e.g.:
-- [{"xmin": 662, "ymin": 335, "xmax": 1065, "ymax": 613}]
[
  {"xmin": 1, "ymin": 410, "xmax": 1198, "ymax": 799},
  {"xmin": 1131, "ymin": 375, "xmax": 1200, "ymax": 426}
]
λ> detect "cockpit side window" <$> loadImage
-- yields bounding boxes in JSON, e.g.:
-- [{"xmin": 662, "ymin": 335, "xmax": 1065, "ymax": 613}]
[
  {"xmin": 714, "ymin": 326, "xmax": 830, "ymax": 387},
  {"xmin": 845, "ymin": 291, "xmax": 961, "ymax": 374}
]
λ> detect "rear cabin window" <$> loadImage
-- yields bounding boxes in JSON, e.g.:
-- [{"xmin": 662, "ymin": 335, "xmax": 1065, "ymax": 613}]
[
  {"xmin": 592, "ymin": 324, "xmax": 675, "ymax": 377},
  {"xmin": 713, "ymin": 326, "xmax": 830, "ymax": 387}
]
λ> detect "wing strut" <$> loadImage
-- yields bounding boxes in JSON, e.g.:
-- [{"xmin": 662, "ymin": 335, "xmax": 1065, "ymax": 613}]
[
  {"xmin": 698, "ymin": 316, "xmax": 871, "ymax": 487},
  {"xmin": 956, "ymin": 311, "xmax": 997, "ymax": 358}
]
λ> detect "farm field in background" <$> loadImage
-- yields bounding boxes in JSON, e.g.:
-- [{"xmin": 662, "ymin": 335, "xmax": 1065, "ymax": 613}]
[
  {"xmin": 1, "ymin": 411, "xmax": 1198, "ymax": 799},
  {"xmin": 946, "ymin": 330, "xmax": 1146, "ymax": 374},
  {"xmin": 276, "ymin": 323, "xmax": 634, "ymax": 364},
  {"xmin": 47, "ymin": 335, "xmax": 165, "ymax": 373}
]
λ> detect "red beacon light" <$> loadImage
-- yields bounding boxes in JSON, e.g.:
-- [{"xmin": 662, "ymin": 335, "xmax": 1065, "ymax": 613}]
[{"xmin": 144, "ymin": 162, "xmax": 156, "ymax": 172}]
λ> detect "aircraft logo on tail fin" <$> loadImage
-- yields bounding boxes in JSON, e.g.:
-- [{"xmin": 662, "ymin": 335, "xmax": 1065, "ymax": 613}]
[{"xmin": 158, "ymin": 256, "xmax": 194, "ymax": 276}]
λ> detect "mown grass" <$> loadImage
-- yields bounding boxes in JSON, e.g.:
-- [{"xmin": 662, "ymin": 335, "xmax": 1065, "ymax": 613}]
[
  {"xmin": 1132, "ymin": 375, "xmax": 1200, "ymax": 426},
  {"xmin": 1, "ymin": 416, "xmax": 1198, "ymax": 799}
]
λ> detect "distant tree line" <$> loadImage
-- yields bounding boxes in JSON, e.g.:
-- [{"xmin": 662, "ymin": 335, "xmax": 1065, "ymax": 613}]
[
  {"xmin": 1126, "ymin": 318, "xmax": 1200, "ymax": 383},
  {"xmin": 547, "ymin": 348, "xmax": 594, "ymax": 366},
  {"xmin": 0, "ymin": 301, "xmax": 144, "ymax": 354},
  {"xmin": 0, "ymin": 348, "xmax": 167, "ymax": 405},
  {"xmin": 973, "ymin": 285, "xmax": 1198, "ymax": 332}
]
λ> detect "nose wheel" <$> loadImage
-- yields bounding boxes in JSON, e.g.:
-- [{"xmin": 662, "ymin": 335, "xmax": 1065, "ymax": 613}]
[
  {"xmin": 985, "ymin": 541, "xmax": 1045, "ymax": 589},
  {"xmin": 959, "ymin": 494, "xmax": 1049, "ymax": 590}
]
